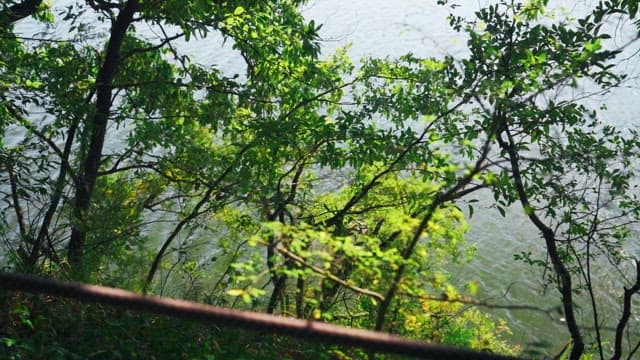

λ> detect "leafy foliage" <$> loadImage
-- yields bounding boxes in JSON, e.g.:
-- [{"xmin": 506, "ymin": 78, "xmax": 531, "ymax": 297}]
[{"xmin": 2, "ymin": 0, "xmax": 640, "ymax": 359}]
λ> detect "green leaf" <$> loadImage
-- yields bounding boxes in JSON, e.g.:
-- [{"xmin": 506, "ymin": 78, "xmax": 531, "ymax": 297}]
[{"xmin": 233, "ymin": 6, "xmax": 245, "ymax": 16}]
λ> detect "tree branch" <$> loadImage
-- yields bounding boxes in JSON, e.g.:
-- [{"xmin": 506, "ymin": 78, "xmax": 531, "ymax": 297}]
[
  {"xmin": 144, "ymin": 141, "xmax": 254, "ymax": 292},
  {"xmin": 496, "ymin": 114, "xmax": 584, "ymax": 360},
  {"xmin": 0, "ymin": 271, "xmax": 521, "ymax": 360},
  {"xmin": 0, "ymin": 0, "xmax": 42, "ymax": 26},
  {"xmin": 374, "ymin": 134, "xmax": 492, "ymax": 332},
  {"xmin": 274, "ymin": 243, "xmax": 384, "ymax": 302},
  {"xmin": 68, "ymin": 0, "xmax": 139, "ymax": 267}
]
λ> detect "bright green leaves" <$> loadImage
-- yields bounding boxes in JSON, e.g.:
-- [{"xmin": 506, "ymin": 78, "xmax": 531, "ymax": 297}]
[
  {"xmin": 217, "ymin": 1, "xmax": 321, "ymax": 82},
  {"xmin": 224, "ymin": 158, "xmax": 475, "ymax": 324},
  {"xmin": 7, "ymin": 41, "xmax": 97, "ymax": 122},
  {"xmin": 583, "ymin": 38, "xmax": 602, "ymax": 53},
  {"xmin": 518, "ymin": 0, "xmax": 548, "ymax": 21},
  {"xmin": 115, "ymin": 35, "xmax": 181, "ymax": 117},
  {"xmin": 402, "ymin": 297, "xmax": 517, "ymax": 354},
  {"xmin": 250, "ymin": 221, "xmax": 403, "ymax": 291},
  {"xmin": 233, "ymin": 6, "xmax": 245, "ymax": 16},
  {"xmin": 139, "ymin": 0, "xmax": 217, "ymax": 41},
  {"xmin": 463, "ymin": 0, "xmax": 621, "ymax": 108},
  {"xmin": 83, "ymin": 172, "xmax": 164, "ymax": 284},
  {"xmin": 5, "ymin": 0, "xmax": 638, "ymax": 356},
  {"xmin": 33, "ymin": 0, "xmax": 54, "ymax": 23}
]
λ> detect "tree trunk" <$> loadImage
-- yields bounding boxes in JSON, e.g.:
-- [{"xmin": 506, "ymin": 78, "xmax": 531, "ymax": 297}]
[{"xmin": 68, "ymin": 0, "xmax": 138, "ymax": 268}]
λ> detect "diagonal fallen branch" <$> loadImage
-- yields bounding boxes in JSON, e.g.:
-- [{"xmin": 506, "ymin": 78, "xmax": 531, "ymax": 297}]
[
  {"xmin": 0, "ymin": 271, "xmax": 520, "ymax": 360},
  {"xmin": 274, "ymin": 242, "xmax": 385, "ymax": 302}
]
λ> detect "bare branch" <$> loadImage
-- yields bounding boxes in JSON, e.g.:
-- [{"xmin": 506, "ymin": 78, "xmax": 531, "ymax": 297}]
[
  {"xmin": 0, "ymin": 271, "xmax": 521, "ymax": 360},
  {"xmin": 274, "ymin": 243, "xmax": 384, "ymax": 302}
]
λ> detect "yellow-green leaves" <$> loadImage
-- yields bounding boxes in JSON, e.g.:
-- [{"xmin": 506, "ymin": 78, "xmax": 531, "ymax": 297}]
[
  {"xmin": 583, "ymin": 38, "xmax": 602, "ymax": 53},
  {"xmin": 519, "ymin": 0, "xmax": 548, "ymax": 21},
  {"xmin": 226, "ymin": 287, "xmax": 265, "ymax": 304},
  {"xmin": 233, "ymin": 6, "xmax": 245, "ymax": 16}
]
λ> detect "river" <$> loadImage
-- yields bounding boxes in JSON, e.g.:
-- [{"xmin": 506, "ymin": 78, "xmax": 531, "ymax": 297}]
[{"xmin": 10, "ymin": 0, "xmax": 640, "ymax": 356}]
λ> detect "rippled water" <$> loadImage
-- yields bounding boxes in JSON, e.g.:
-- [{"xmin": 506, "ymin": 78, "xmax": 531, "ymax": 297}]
[
  {"xmin": 300, "ymin": 0, "xmax": 640, "ymax": 351},
  {"xmin": 10, "ymin": 0, "xmax": 640, "ymax": 355}
]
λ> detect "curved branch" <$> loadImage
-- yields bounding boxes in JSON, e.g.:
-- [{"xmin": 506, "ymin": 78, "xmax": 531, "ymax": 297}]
[
  {"xmin": 496, "ymin": 114, "xmax": 584, "ymax": 360},
  {"xmin": 374, "ymin": 134, "xmax": 493, "ymax": 332},
  {"xmin": 325, "ymin": 95, "xmax": 472, "ymax": 228},
  {"xmin": 398, "ymin": 291, "xmax": 562, "ymax": 321},
  {"xmin": 144, "ymin": 141, "xmax": 254, "ymax": 292}
]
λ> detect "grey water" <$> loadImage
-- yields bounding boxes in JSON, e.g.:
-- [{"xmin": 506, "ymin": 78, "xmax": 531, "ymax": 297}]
[{"xmin": 8, "ymin": 0, "xmax": 640, "ymax": 356}]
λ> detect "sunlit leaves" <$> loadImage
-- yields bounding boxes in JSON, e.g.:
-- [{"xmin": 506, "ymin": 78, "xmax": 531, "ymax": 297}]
[{"xmin": 5, "ymin": 0, "xmax": 640, "ymax": 356}]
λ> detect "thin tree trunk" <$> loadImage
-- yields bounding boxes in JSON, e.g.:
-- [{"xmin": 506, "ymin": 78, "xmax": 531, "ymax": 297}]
[
  {"xmin": 496, "ymin": 113, "xmax": 584, "ymax": 360},
  {"xmin": 68, "ymin": 0, "xmax": 138, "ymax": 267}
]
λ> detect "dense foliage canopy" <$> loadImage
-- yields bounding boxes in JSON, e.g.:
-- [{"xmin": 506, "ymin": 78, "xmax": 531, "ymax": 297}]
[{"xmin": 1, "ymin": 0, "xmax": 640, "ymax": 359}]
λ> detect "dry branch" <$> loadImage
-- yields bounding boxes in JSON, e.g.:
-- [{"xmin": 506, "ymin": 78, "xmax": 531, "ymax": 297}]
[{"xmin": 0, "ymin": 271, "xmax": 520, "ymax": 360}]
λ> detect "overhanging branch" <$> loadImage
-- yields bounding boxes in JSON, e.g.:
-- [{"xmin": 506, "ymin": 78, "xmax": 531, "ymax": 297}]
[{"xmin": 0, "ymin": 0, "xmax": 42, "ymax": 26}]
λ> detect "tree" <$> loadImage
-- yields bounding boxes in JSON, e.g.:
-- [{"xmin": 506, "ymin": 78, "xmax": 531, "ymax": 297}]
[
  {"xmin": 1, "ymin": 0, "xmax": 640, "ymax": 359},
  {"xmin": 1, "ymin": 0, "xmax": 518, "ymax": 355},
  {"xmin": 0, "ymin": 0, "xmax": 331, "ymax": 277},
  {"xmin": 393, "ymin": 0, "xmax": 640, "ymax": 358}
]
